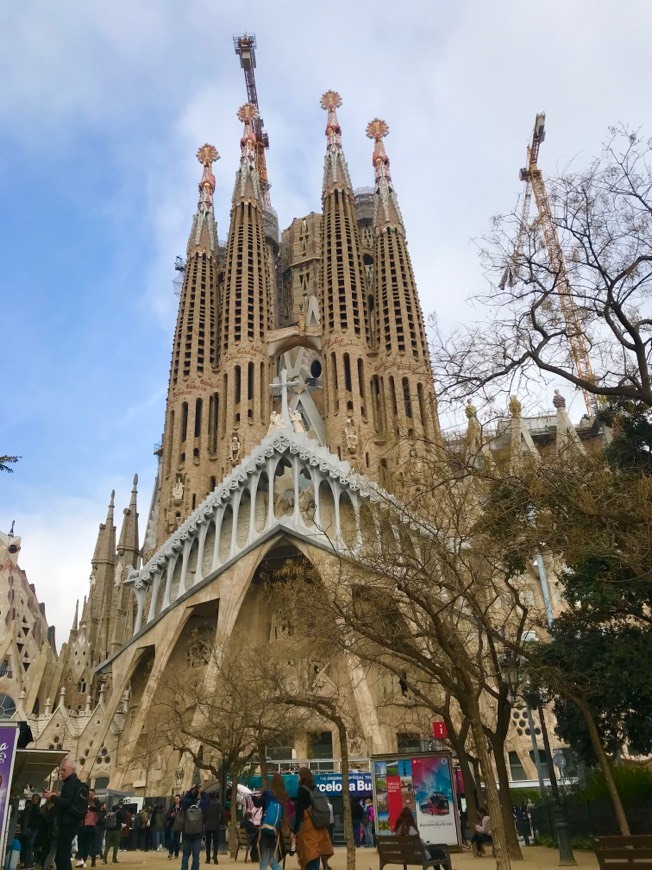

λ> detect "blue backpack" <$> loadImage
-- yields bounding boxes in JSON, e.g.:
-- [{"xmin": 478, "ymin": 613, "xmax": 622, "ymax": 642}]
[{"xmin": 261, "ymin": 796, "xmax": 282, "ymax": 834}]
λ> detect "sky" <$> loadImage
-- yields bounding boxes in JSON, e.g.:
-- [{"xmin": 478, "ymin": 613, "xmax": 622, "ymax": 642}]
[{"xmin": 1, "ymin": 0, "xmax": 651, "ymax": 647}]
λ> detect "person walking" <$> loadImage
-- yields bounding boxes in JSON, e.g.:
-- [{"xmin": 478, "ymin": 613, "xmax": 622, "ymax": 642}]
[
  {"xmin": 320, "ymin": 798, "xmax": 334, "ymax": 870},
  {"xmin": 102, "ymin": 804, "xmax": 126, "ymax": 865},
  {"xmin": 252, "ymin": 773, "xmax": 292, "ymax": 870},
  {"xmin": 203, "ymin": 793, "xmax": 223, "ymax": 865},
  {"xmin": 363, "ymin": 799, "xmax": 375, "ymax": 848},
  {"xmin": 351, "ymin": 798, "xmax": 364, "ymax": 847},
  {"xmin": 21, "ymin": 793, "xmax": 42, "ymax": 868},
  {"xmin": 95, "ymin": 802, "xmax": 107, "ymax": 861},
  {"xmin": 77, "ymin": 789, "xmax": 101, "ymax": 867},
  {"xmin": 179, "ymin": 785, "xmax": 206, "ymax": 870},
  {"xmin": 166, "ymin": 795, "xmax": 182, "ymax": 859},
  {"xmin": 293, "ymin": 768, "xmax": 333, "ymax": 870},
  {"xmin": 152, "ymin": 805, "xmax": 166, "ymax": 852},
  {"xmin": 43, "ymin": 759, "xmax": 87, "ymax": 870}
]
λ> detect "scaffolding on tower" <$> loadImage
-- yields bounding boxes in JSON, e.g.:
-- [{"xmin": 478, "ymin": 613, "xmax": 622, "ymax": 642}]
[
  {"xmin": 501, "ymin": 113, "xmax": 600, "ymax": 417},
  {"xmin": 234, "ymin": 33, "xmax": 271, "ymax": 207}
]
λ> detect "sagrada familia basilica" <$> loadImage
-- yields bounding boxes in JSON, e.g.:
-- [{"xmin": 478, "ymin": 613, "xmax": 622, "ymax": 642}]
[{"xmin": 0, "ymin": 84, "xmax": 590, "ymax": 795}]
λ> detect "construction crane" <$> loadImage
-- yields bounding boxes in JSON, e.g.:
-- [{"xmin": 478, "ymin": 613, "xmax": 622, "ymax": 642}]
[
  {"xmin": 234, "ymin": 33, "xmax": 271, "ymax": 207},
  {"xmin": 503, "ymin": 113, "xmax": 599, "ymax": 417}
]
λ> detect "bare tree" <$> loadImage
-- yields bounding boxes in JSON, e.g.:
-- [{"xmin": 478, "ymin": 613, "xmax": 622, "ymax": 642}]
[
  {"xmin": 274, "ymin": 461, "xmax": 550, "ymax": 870},
  {"xmin": 433, "ymin": 128, "xmax": 652, "ymax": 408},
  {"xmin": 156, "ymin": 632, "xmax": 303, "ymax": 854}
]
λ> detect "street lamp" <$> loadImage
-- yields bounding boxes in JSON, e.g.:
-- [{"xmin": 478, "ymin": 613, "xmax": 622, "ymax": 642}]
[
  {"xmin": 501, "ymin": 653, "xmax": 576, "ymax": 866},
  {"xmin": 523, "ymin": 689, "xmax": 576, "ymax": 866}
]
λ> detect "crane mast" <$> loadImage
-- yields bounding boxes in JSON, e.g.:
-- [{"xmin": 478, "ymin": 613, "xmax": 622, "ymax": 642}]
[
  {"xmin": 234, "ymin": 33, "xmax": 271, "ymax": 207},
  {"xmin": 510, "ymin": 114, "xmax": 599, "ymax": 417}
]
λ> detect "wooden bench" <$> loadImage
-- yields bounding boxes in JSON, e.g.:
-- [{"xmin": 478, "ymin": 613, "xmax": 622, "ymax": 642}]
[
  {"xmin": 377, "ymin": 835, "xmax": 452, "ymax": 870},
  {"xmin": 593, "ymin": 835, "xmax": 652, "ymax": 870},
  {"xmin": 234, "ymin": 828, "xmax": 251, "ymax": 862}
]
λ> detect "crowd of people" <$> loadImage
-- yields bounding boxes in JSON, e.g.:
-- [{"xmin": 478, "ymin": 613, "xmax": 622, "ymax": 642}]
[{"xmin": 17, "ymin": 756, "xmax": 534, "ymax": 870}]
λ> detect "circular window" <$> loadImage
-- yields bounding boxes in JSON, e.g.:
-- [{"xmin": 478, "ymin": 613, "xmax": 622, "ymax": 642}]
[{"xmin": 0, "ymin": 693, "xmax": 16, "ymax": 719}]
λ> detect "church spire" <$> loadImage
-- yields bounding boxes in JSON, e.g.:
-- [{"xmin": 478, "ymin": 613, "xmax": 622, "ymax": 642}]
[
  {"xmin": 321, "ymin": 90, "xmax": 353, "ymax": 195},
  {"xmin": 117, "ymin": 474, "xmax": 139, "ymax": 560},
  {"xmin": 367, "ymin": 118, "xmax": 439, "ymax": 446},
  {"xmin": 156, "ymin": 146, "xmax": 222, "ymax": 544},
  {"xmin": 319, "ymin": 90, "xmax": 374, "ymax": 460},
  {"xmin": 91, "ymin": 491, "xmax": 116, "ymax": 565},
  {"xmin": 366, "ymin": 118, "xmax": 404, "ymax": 230},
  {"xmin": 213, "ymin": 104, "xmax": 273, "ymax": 477},
  {"xmin": 189, "ymin": 144, "xmax": 219, "ymax": 254},
  {"xmin": 232, "ymin": 103, "xmax": 263, "ymax": 203},
  {"xmin": 110, "ymin": 474, "xmax": 140, "ymax": 653}
]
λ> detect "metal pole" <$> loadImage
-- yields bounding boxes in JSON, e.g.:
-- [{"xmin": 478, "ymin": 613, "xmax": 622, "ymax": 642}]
[
  {"xmin": 537, "ymin": 705, "xmax": 576, "ymax": 866},
  {"xmin": 525, "ymin": 703, "xmax": 547, "ymax": 798}
]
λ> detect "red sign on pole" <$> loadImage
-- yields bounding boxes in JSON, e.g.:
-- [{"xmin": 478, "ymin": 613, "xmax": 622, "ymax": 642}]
[{"xmin": 432, "ymin": 721, "xmax": 448, "ymax": 740}]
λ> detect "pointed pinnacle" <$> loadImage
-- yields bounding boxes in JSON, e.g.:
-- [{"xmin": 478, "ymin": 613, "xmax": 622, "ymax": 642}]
[
  {"xmin": 366, "ymin": 118, "xmax": 392, "ymax": 184},
  {"xmin": 196, "ymin": 144, "xmax": 219, "ymax": 210},
  {"xmin": 237, "ymin": 104, "xmax": 258, "ymax": 165},
  {"xmin": 321, "ymin": 91, "xmax": 342, "ymax": 148}
]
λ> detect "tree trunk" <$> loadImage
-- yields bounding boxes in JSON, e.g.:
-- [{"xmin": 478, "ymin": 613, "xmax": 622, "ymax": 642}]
[
  {"xmin": 229, "ymin": 780, "xmax": 239, "ymax": 857},
  {"xmin": 445, "ymin": 719, "xmax": 478, "ymax": 838},
  {"xmin": 490, "ymin": 733, "xmax": 523, "ymax": 860},
  {"xmin": 469, "ymin": 709, "xmax": 511, "ymax": 870},
  {"xmin": 576, "ymin": 695, "xmax": 630, "ymax": 835},
  {"xmin": 258, "ymin": 742, "xmax": 269, "ymax": 790},
  {"xmin": 337, "ymin": 721, "xmax": 356, "ymax": 870}
]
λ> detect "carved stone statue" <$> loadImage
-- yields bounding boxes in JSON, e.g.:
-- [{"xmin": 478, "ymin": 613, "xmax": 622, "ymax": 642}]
[
  {"xmin": 267, "ymin": 411, "xmax": 286, "ymax": 433},
  {"xmin": 290, "ymin": 408, "xmax": 305, "ymax": 434},
  {"xmin": 172, "ymin": 475, "xmax": 184, "ymax": 505},
  {"xmin": 553, "ymin": 389, "xmax": 566, "ymax": 409},
  {"xmin": 229, "ymin": 433, "xmax": 241, "ymax": 465},
  {"xmin": 345, "ymin": 417, "xmax": 358, "ymax": 453}
]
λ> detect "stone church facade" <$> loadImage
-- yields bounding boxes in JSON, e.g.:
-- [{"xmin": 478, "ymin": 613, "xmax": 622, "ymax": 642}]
[{"xmin": 1, "ymin": 89, "xmax": 584, "ymax": 794}]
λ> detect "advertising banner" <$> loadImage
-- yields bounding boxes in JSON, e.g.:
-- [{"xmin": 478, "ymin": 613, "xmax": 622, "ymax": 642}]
[
  {"xmin": 371, "ymin": 752, "xmax": 459, "ymax": 846},
  {"xmin": 0, "ymin": 724, "xmax": 20, "ymax": 861}
]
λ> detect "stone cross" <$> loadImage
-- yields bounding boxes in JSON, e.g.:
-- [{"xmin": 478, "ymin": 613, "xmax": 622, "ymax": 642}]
[{"xmin": 270, "ymin": 368, "xmax": 300, "ymax": 422}]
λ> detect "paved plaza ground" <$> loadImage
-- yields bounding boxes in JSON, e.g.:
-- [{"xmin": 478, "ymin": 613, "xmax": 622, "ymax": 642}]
[{"xmin": 98, "ymin": 845, "xmax": 598, "ymax": 870}]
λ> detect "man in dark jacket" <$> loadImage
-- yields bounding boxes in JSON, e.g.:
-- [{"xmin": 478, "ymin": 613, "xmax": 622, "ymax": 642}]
[
  {"xmin": 102, "ymin": 804, "xmax": 127, "ymax": 865},
  {"xmin": 180, "ymin": 785, "xmax": 208, "ymax": 870},
  {"xmin": 203, "ymin": 792, "xmax": 223, "ymax": 865},
  {"xmin": 43, "ymin": 758, "xmax": 84, "ymax": 870}
]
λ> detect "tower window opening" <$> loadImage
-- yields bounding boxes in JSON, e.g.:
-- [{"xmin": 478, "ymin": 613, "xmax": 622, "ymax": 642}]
[
  {"xmin": 247, "ymin": 362, "xmax": 254, "ymax": 401},
  {"xmin": 402, "ymin": 378, "xmax": 413, "ymax": 419},
  {"xmin": 208, "ymin": 393, "xmax": 219, "ymax": 454},
  {"xmin": 194, "ymin": 398, "xmax": 202, "ymax": 438},
  {"xmin": 343, "ymin": 354, "xmax": 352, "ymax": 392},
  {"xmin": 165, "ymin": 411, "xmax": 174, "ymax": 476},
  {"xmin": 181, "ymin": 402, "xmax": 188, "ymax": 442},
  {"xmin": 417, "ymin": 383, "xmax": 428, "ymax": 433},
  {"xmin": 389, "ymin": 377, "xmax": 398, "ymax": 417},
  {"xmin": 235, "ymin": 366, "xmax": 242, "ymax": 405}
]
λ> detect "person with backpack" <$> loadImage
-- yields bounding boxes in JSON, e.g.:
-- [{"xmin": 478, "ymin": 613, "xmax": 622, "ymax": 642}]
[
  {"xmin": 102, "ymin": 804, "xmax": 126, "ymax": 865},
  {"xmin": 251, "ymin": 773, "xmax": 292, "ymax": 870},
  {"xmin": 43, "ymin": 758, "xmax": 87, "ymax": 870},
  {"xmin": 293, "ymin": 768, "xmax": 333, "ymax": 870},
  {"xmin": 202, "ymin": 792, "xmax": 223, "ymax": 865},
  {"xmin": 180, "ymin": 785, "xmax": 207, "ymax": 870}
]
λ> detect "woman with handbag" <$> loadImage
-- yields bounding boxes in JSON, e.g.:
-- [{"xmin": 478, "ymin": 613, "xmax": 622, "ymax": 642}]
[
  {"xmin": 293, "ymin": 768, "xmax": 333, "ymax": 870},
  {"xmin": 252, "ymin": 774, "xmax": 291, "ymax": 870}
]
